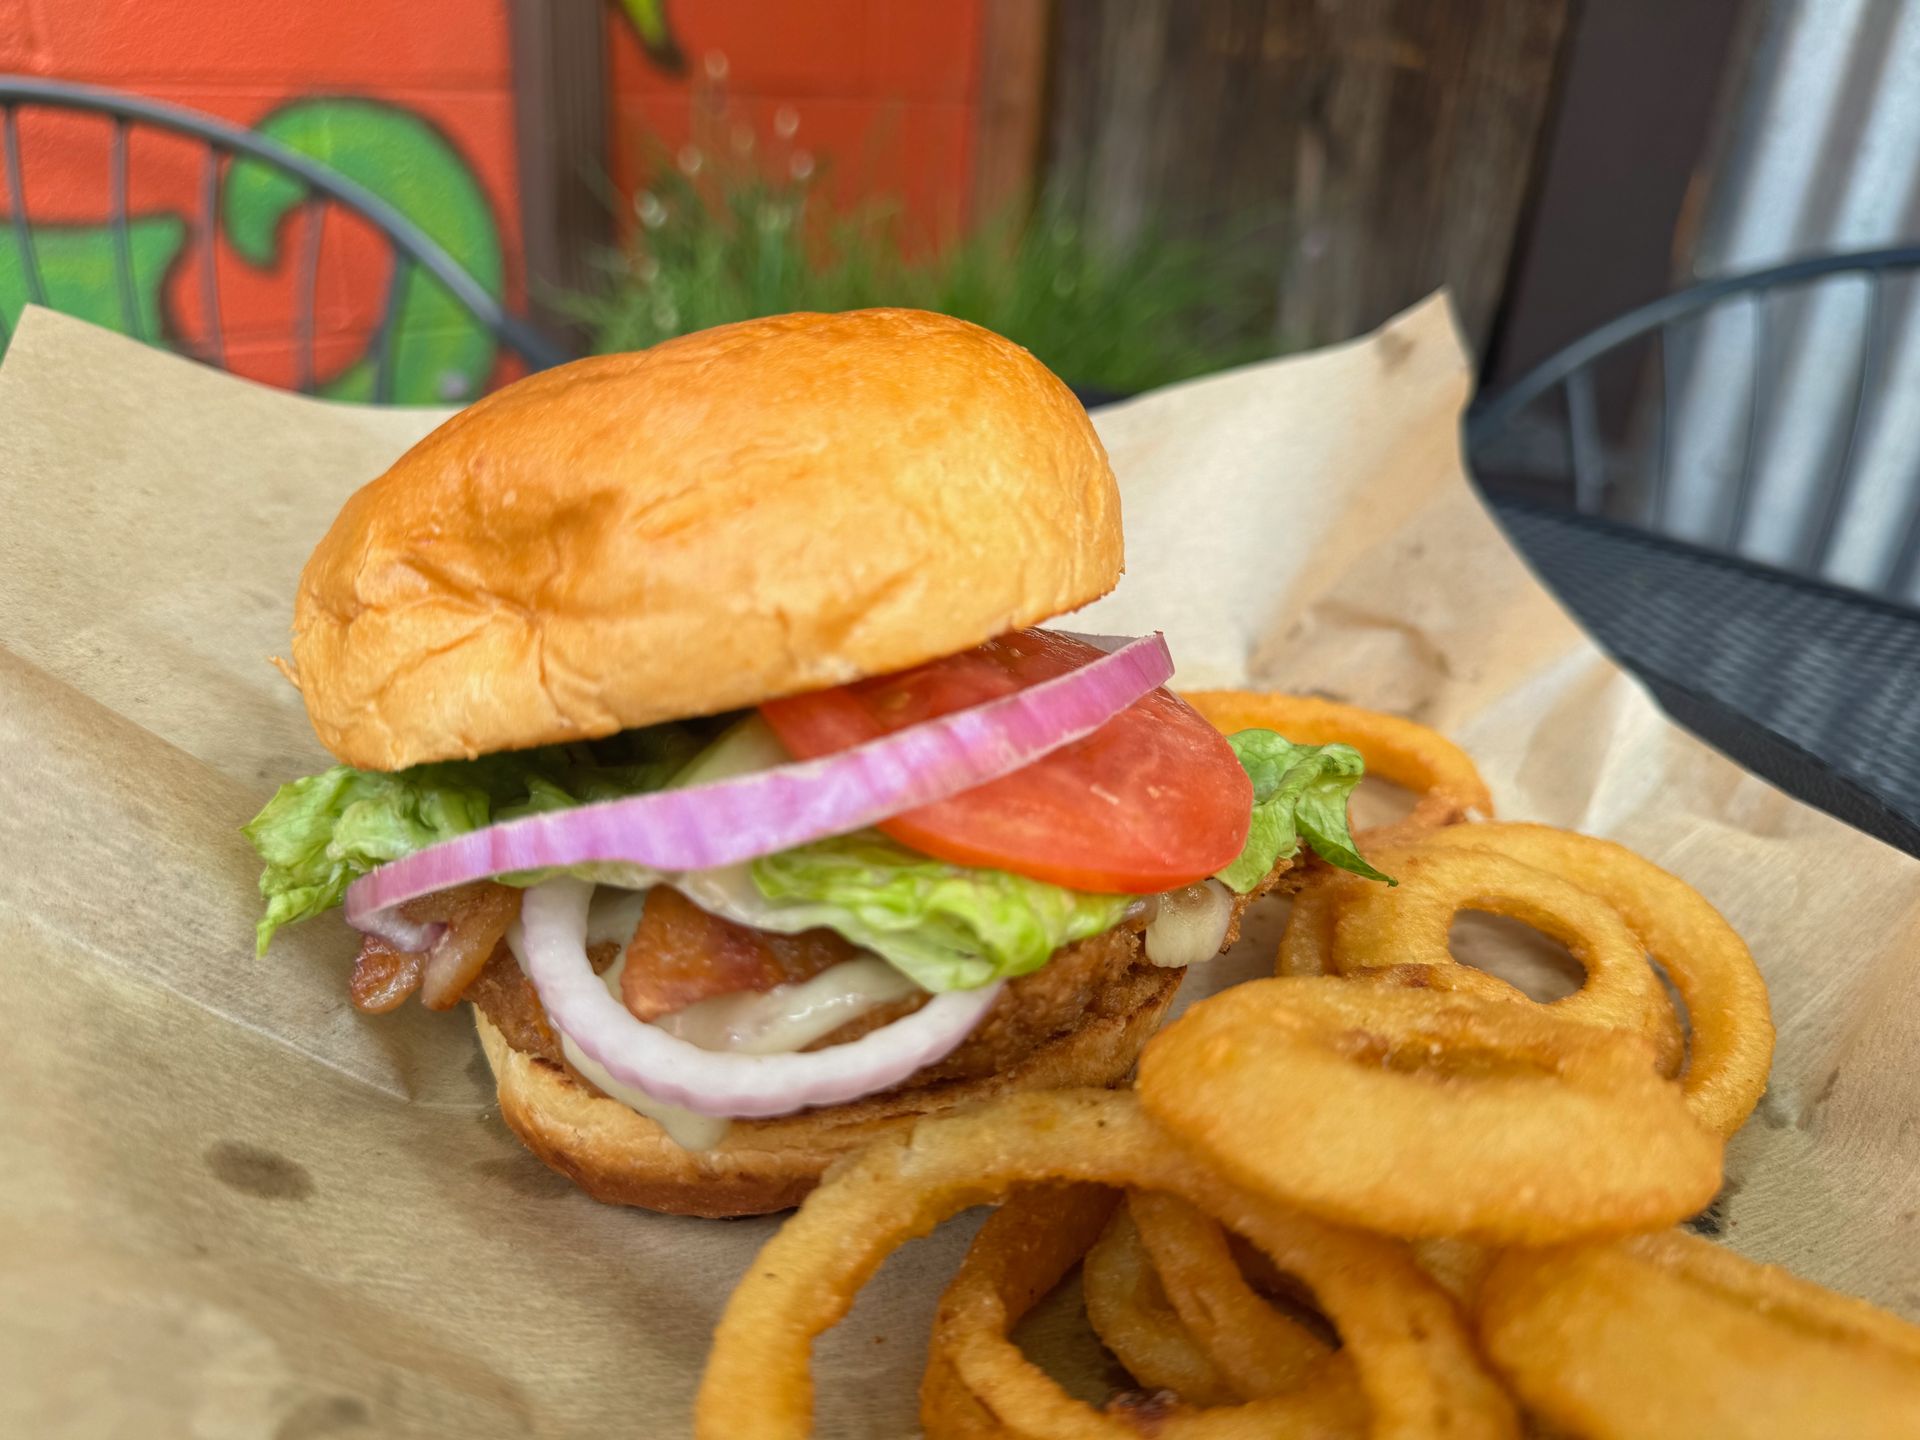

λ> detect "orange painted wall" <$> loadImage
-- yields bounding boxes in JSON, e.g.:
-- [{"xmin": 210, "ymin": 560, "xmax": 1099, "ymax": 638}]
[
  {"xmin": 0, "ymin": 0, "xmax": 527, "ymax": 394},
  {"xmin": 1, "ymin": 2, "xmax": 991, "ymax": 393},
  {"xmin": 607, "ymin": 1, "xmax": 988, "ymax": 247}
]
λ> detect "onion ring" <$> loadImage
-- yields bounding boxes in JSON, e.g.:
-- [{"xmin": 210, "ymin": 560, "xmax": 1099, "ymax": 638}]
[
  {"xmin": 937, "ymin": 1186, "xmax": 1445, "ymax": 1439},
  {"xmin": 1179, "ymin": 691, "xmax": 1491, "ymax": 837},
  {"xmin": 1273, "ymin": 870, "xmax": 1355, "ymax": 978},
  {"xmin": 518, "ymin": 878, "xmax": 1000, "ymax": 1117},
  {"xmin": 917, "ymin": 1353, "xmax": 1006, "ymax": 1440},
  {"xmin": 1409, "ymin": 1238, "xmax": 1494, "ymax": 1310},
  {"xmin": 1425, "ymin": 823, "xmax": 1773, "ymax": 1137},
  {"xmin": 1477, "ymin": 1230, "xmax": 1920, "ymax": 1438},
  {"xmin": 1081, "ymin": 1207, "xmax": 1239, "ymax": 1407},
  {"xmin": 1323, "ymin": 846, "xmax": 1685, "ymax": 1076},
  {"xmin": 697, "ymin": 1089, "xmax": 1518, "ymax": 1439},
  {"xmin": 1126, "ymin": 1190, "xmax": 1362, "ymax": 1414},
  {"xmin": 920, "ymin": 1186, "xmax": 1120, "ymax": 1440},
  {"xmin": 1137, "ymin": 977, "xmax": 1722, "ymax": 1243}
]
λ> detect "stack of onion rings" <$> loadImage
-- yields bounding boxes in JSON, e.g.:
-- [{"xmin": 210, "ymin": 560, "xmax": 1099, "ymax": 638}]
[
  {"xmin": 1274, "ymin": 820, "xmax": 1771, "ymax": 1136},
  {"xmin": 1422, "ymin": 823, "xmax": 1773, "ymax": 1137},
  {"xmin": 689, "ymin": 693, "xmax": 1916, "ymax": 1438},
  {"xmin": 1127, "ymin": 1191, "xmax": 1360, "ymax": 1409},
  {"xmin": 1080, "ymin": 1205, "xmax": 1239, "ymax": 1406},
  {"xmin": 696, "ymin": 1090, "xmax": 1519, "ymax": 1439}
]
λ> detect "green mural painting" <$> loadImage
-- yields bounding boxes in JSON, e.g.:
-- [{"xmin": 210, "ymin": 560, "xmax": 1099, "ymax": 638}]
[
  {"xmin": 228, "ymin": 99, "xmax": 504, "ymax": 403},
  {"xmin": 0, "ymin": 216, "xmax": 186, "ymax": 343},
  {"xmin": 0, "ymin": 96, "xmax": 504, "ymax": 403},
  {"xmin": 613, "ymin": 0, "xmax": 687, "ymax": 74}
]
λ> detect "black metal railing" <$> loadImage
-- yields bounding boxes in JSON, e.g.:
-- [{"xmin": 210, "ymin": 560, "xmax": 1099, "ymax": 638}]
[
  {"xmin": 1469, "ymin": 246, "xmax": 1920, "ymax": 604},
  {"xmin": 0, "ymin": 75, "xmax": 570, "ymax": 400}
]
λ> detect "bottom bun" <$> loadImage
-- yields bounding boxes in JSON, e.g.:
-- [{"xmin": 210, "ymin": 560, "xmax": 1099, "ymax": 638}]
[{"xmin": 475, "ymin": 965, "xmax": 1182, "ymax": 1217}]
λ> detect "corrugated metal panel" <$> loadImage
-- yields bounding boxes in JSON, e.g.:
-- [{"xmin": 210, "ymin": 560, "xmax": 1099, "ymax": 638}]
[{"xmin": 1666, "ymin": 0, "xmax": 1920, "ymax": 601}]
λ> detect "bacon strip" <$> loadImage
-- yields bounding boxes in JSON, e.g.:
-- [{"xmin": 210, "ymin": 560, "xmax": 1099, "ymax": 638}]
[
  {"xmin": 621, "ymin": 886, "xmax": 859, "ymax": 1021},
  {"xmin": 346, "ymin": 881, "xmax": 520, "ymax": 1014},
  {"xmin": 349, "ymin": 936, "xmax": 426, "ymax": 1014},
  {"xmin": 409, "ymin": 882, "xmax": 522, "ymax": 1010}
]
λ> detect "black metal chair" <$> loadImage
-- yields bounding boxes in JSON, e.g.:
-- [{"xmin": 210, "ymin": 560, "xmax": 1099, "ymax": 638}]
[
  {"xmin": 1469, "ymin": 246, "xmax": 1920, "ymax": 605},
  {"xmin": 0, "ymin": 75, "xmax": 570, "ymax": 400}
]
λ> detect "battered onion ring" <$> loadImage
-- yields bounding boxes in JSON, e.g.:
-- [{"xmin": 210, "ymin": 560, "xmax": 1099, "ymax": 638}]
[
  {"xmin": 1081, "ymin": 1207, "xmax": 1239, "ymax": 1406},
  {"xmin": 1425, "ymin": 823, "xmax": 1773, "ymax": 1137},
  {"xmin": 1409, "ymin": 1238, "xmax": 1494, "ymax": 1310},
  {"xmin": 1273, "ymin": 870, "xmax": 1357, "ymax": 978},
  {"xmin": 1326, "ymin": 846, "xmax": 1686, "ymax": 1077},
  {"xmin": 697, "ymin": 1089, "xmax": 1517, "ymax": 1439},
  {"xmin": 941, "ymin": 1208, "xmax": 1371, "ymax": 1440},
  {"xmin": 920, "ymin": 1186, "xmax": 1119, "ymax": 1440},
  {"xmin": 1127, "ymin": 1190, "xmax": 1363, "ymax": 1414},
  {"xmin": 1179, "ymin": 691, "xmax": 1492, "ymax": 837},
  {"xmin": 1477, "ymin": 1230, "xmax": 1920, "ymax": 1438},
  {"xmin": 927, "ymin": 1188, "xmax": 1363, "ymax": 1439},
  {"xmin": 1137, "ymin": 977, "xmax": 1721, "ymax": 1243}
]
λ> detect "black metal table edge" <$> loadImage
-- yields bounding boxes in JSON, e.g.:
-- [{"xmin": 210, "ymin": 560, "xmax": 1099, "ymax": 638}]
[{"xmin": 1484, "ymin": 495, "xmax": 1920, "ymax": 860}]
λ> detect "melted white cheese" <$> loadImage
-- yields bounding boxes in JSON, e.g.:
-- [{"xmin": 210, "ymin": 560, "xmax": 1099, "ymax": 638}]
[
  {"xmin": 559, "ymin": 1026, "xmax": 732, "ymax": 1152},
  {"xmin": 529, "ymin": 927, "xmax": 923, "ymax": 1152},
  {"xmin": 585, "ymin": 887, "xmax": 650, "ymax": 949},
  {"xmin": 656, "ymin": 957, "xmax": 920, "ymax": 1054},
  {"xmin": 1143, "ymin": 879, "xmax": 1234, "ymax": 968}
]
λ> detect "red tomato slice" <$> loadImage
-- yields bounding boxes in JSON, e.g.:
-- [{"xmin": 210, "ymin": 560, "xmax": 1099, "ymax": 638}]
[{"xmin": 760, "ymin": 629, "xmax": 1253, "ymax": 893}]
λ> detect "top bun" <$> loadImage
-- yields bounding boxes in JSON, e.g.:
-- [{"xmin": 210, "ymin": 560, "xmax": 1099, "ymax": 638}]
[{"xmin": 291, "ymin": 309, "xmax": 1123, "ymax": 771}]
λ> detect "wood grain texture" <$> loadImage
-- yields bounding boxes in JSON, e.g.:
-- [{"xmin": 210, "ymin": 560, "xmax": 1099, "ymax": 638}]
[
  {"xmin": 971, "ymin": 0, "xmax": 1055, "ymax": 224},
  {"xmin": 508, "ymin": 0, "xmax": 611, "ymax": 345},
  {"xmin": 1046, "ymin": 0, "xmax": 1570, "ymax": 351}
]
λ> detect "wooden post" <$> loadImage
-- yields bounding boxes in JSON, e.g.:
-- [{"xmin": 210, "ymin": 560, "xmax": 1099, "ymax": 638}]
[
  {"xmin": 971, "ymin": 0, "xmax": 1054, "ymax": 227},
  {"xmin": 508, "ymin": 0, "xmax": 611, "ymax": 352},
  {"xmin": 1046, "ymin": 0, "xmax": 1571, "ymax": 353}
]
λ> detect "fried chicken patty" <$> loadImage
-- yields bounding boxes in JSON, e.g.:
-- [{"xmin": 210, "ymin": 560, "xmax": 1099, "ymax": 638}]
[{"xmin": 459, "ymin": 858, "xmax": 1294, "ymax": 1096}]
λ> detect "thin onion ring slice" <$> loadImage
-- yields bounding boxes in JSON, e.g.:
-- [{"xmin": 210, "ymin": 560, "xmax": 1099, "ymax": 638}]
[
  {"xmin": 518, "ymin": 878, "xmax": 1000, "ymax": 1118},
  {"xmin": 349, "ymin": 632, "xmax": 1174, "ymax": 932},
  {"xmin": 1138, "ymin": 976, "xmax": 1722, "ymax": 1243},
  {"xmin": 1125, "ymin": 1189, "xmax": 1364, "ymax": 1423},
  {"xmin": 1425, "ymin": 823, "xmax": 1773, "ymax": 1137},
  {"xmin": 1081, "ymin": 1207, "xmax": 1240, "ymax": 1407},
  {"xmin": 1477, "ymin": 1230, "xmax": 1920, "ymax": 1438},
  {"xmin": 698, "ymin": 1089, "xmax": 1516, "ymax": 1439},
  {"xmin": 1325, "ymin": 846, "xmax": 1685, "ymax": 1076}
]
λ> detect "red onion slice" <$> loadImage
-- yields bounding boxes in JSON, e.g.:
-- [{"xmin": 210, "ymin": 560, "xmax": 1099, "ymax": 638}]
[
  {"xmin": 345, "ymin": 631, "xmax": 1173, "ymax": 935},
  {"xmin": 519, "ymin": 879, "xmax": 1000, "ymax": 1117}
]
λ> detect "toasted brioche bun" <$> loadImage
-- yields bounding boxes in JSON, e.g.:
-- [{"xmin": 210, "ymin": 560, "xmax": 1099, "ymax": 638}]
[
  {"xmin": 291, "ymin": 309, "xmax": 1123, "ymax": 771},
  {"xmin": 475, "ymin": 964, "xmax": 1180, "ymax": 1217}
]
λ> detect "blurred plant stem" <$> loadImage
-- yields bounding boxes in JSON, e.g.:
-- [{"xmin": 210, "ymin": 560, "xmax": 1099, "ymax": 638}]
[{"xmin": 565, "ymin": 86, "xmax": 1283, "ymax": 394}]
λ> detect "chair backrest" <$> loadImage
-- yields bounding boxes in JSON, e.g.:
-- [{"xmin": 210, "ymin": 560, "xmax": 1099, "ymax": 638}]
[
  {"xmin": 1468, "ymin": 246, "xmax": 1920, "ymax": 606},
  {"xmin": 0, "ymin": 75, "xmax": 570, "ymax": 401}
]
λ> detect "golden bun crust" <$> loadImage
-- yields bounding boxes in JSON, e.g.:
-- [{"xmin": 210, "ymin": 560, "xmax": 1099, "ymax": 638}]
[
  {"xmin": 293, "ymin": 309, "xmax": 1123, "ymax": 770},
  {"xmin": 475, "ymin": 964, "xmax": 1179, "ymax": 1217}
]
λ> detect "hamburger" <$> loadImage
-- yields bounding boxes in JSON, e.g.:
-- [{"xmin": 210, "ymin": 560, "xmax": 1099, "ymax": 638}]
[{"xmin": 245, "ymin": 309, "xmax": 1379, "ymax": 1216}]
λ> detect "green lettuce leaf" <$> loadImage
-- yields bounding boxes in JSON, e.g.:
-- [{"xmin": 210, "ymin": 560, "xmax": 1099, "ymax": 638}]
[
  {"xmin": 243, "ymin": 726, "xmax": 706, "ymax": 954},
  {"xmin": 749, "ymin": 833, "xmax": 1132, "ymax": 991},
  {"xmin": 245, "ymin": 714, "xmax": 1388, "ymax": 983},
  {"xmin": 1215, "ymin": 730, "xmax": 1390, "ymax": 891}
]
